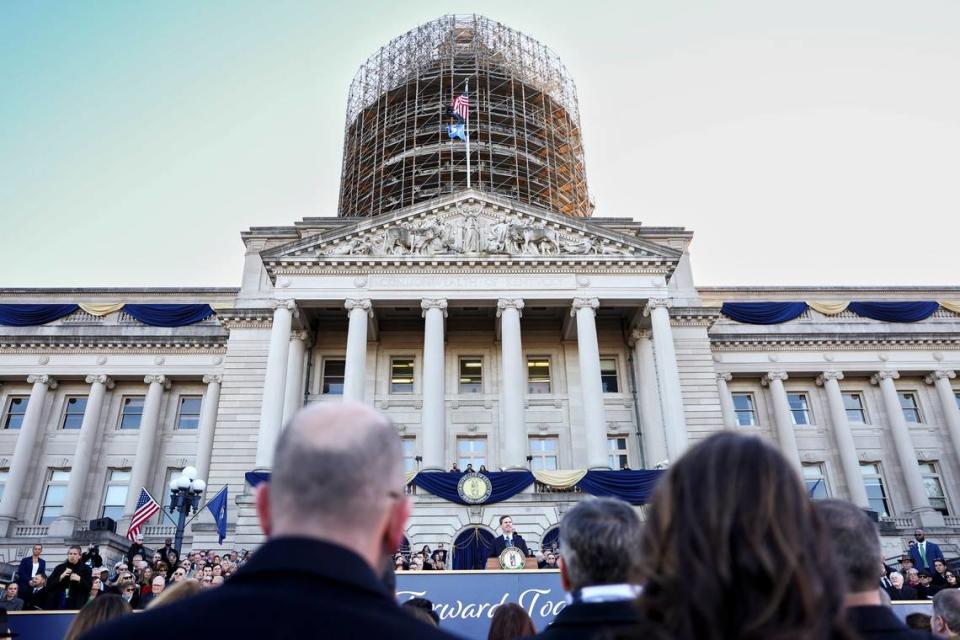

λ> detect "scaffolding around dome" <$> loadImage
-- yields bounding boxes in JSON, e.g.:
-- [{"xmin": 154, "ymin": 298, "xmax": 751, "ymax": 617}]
[{"xmin": 338, "ymin": 14, "xmax": 592, "ymax": 219}]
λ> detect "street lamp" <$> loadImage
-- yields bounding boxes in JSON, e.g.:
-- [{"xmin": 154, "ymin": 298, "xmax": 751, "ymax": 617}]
[{"xmin": 168, "ymin": 466, "xmax": 206, "ymax": 555}]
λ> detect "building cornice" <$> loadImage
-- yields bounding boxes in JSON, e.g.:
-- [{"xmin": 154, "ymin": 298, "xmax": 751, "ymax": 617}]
[
  {"xmin": 710, "ymin": 332, "xmax": 960, "ymax": 352},
  {"xmin": 0, "ymin": 335, "xmax": 227, "ymax": 352}
]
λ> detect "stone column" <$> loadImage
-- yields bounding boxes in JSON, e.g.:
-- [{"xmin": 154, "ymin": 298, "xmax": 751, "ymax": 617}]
[
  {"xmin": 49, "ymin": 375, "xmax": 114, "ymax": 536},
  {"xmin": 871, "ymin": 370, "xmax": 941, "ymax": 526},
  {"xmin": 421, "ymin": 299, "xmax": 448, "ymax": 471},
  {"xmin": 498, "ymin": 299, "xmax": 527, "ymax": 470},
  {"xmin": 254, "ymin": 299, "xmax": 296, "ymax": 470},
  {"xmin": 629, "ymin": 329, "xmax": 667, "ymax": 467},
  {"xmin": 342, "ymin": 299, "xmax": 372, "ymax": 402},
  {"xmin": 817, "ymin": 371, "xmax": 870, "ymax": 508},
  {"xmin": 124, "ymin": 375, "xmax": 169, "ymax": 516},
  {"xmin": 926, "ymin": 370, "xmax": 960, "ymax": 470},
  {"xmin": 0, "ymin": 375, "xmax": 57, "ymax": 528},
  {"xmin": 572, "ymin": 298, "xmax": 609, "ymax": 469},
  {"xmin": 195, "ymin": 374, "xmax": 222, "ymax": 483},
  {"xmin": 761, "ymin": 372, "xmax": 802, "ymax": 472},
  {"xmin": 645, "ymin": 299, "xmax": 688, "ymax": 461},
  {"xmin": 281, "ymin": 331, "xmax": 309, "ymax": 425},
  {"xmin": 716, "ymin": 372, "xmax": 737, "ymax": 430}
]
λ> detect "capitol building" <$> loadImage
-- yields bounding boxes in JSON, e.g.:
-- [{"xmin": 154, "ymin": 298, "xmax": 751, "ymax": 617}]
[{"xmin": 1, "ymin": 14, "xmax": 959, "ymax": 565}]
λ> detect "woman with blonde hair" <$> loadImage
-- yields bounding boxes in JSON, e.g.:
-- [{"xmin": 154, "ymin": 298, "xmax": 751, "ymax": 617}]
[{"xmin": 146, "ymin": 578, "xmax": 202, "ymax": 610}]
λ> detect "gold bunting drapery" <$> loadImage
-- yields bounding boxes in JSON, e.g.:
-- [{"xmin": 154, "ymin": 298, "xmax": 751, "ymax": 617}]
[
  {"xmin": 939, "ymin": 301, "xmax": 960, "ymax": 315},
  {"xmin": 78, "ymin": 302, "xmax": 125, "ymax": 316},
  {"xmin": 404, "ymin": 471, "xmax": 418, "ymax": 487},
  {"xmin": 806, "ymin": 301, "xmax": 849, "ymax": 316},
  {"xmin": 532, "ymin": 469, "xmax": 587, "ymax": 489}
]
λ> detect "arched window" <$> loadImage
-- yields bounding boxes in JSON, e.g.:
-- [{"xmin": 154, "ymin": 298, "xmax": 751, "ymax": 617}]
[{"xmin": 541, "ymin": 526, "xmax": 560, "ymax": 552}]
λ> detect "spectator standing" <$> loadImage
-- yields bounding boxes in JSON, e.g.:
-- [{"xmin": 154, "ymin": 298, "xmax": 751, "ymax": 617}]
[
  {"xmin": 15, "ymin": 544, "xmax": 45, "ymax": 595},
  {"xmin": 910, "ymin": 529, "xmax": 945, "ymax": 573},
  {"xmin": 489, "ymin": 603, "xmax": 536, "ymax": 639},
  {"xmin": 48, "ymin": 545, "xmax": 93, "ymax": 610},
  {"xmin": 82, "ymin": 544, "xmax": 103, "ymax": 569},
  {"xmin": 160, "ymin": 538, "xmax": 180, "ymax": 566},
  {"xmin": 125, "ymin": 534, "xmax": 146, "ymax": 567},
  {"xmin": 0, "ymin": 584, "xmax": 23, "ymax": 612},
  {"xmin": 932, "ymin": 589, "xmax": 960, "ymax": 638},
  {"xmin": 631, "ymin": 432, "xmax": 850, "ymax": 640},
  {"xmin": 532, "ymin": 497, "xmax": 642, "ymax": 640},
  {"xmin": 815, "ymin": 499, "xmax": 933, "ymax": 640},
  {"xmin": 82, "ymin": 401, "xmax": 458, "ymax": 639}
]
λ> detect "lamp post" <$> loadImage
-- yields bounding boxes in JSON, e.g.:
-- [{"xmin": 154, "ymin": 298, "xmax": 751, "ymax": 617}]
[{"xmin": 168, "ymin": 466, "xmax": 206, "ymax": 556}]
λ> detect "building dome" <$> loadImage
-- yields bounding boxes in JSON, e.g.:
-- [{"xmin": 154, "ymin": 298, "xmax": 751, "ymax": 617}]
[{"xmin": 337, "ymin": 14, "xmax": 591, "ymax": 218}]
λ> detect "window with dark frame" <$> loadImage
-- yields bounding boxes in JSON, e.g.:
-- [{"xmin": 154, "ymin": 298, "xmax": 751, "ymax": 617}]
[
  {"xmin": 390, "ymin": 358, "xmax": 415, "ymax": 394},
  {"xmin": 899, "ymin": 392, "xmax": 922, "ymax": 423},
  {"xmin": 842, "ymin": 392, "xmax": 867, "ymax": 423},
  {"xmin": 527, "ymin": 357, "xmax": 551, "ymax": 394},
  {"xmin": 62, "ymin": 396, "xmax": 88, "ymax": 429},
  {"xmin": 732, "ymin": 393, "xmax": 757, "ymax": 426},
  {"xmin": 321, "ymin": 359, "xmax": 346, "ymax": 395},
  {"xmin": 600, "ymin": 358, "xmax": 619, "ymax": 393},
  {"xmin": 119, "ymin": 396, "xmax": 145, "ymax": 429},
  {"xmin": 458, "ymin": 357, "xmax": 483, "ymax": 394},
  {"xmin": 176, "ymin": 396, "xmax": 202, "ymax": 430},
  {"xmin": 3, "ymin": 397, "xmax": 28, "ymax": 430}
]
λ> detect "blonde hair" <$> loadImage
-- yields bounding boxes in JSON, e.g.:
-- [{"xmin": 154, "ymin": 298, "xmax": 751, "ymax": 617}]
[{"xmin": 146, "ymin": 578, "xmax": 202, "ymax": 610}]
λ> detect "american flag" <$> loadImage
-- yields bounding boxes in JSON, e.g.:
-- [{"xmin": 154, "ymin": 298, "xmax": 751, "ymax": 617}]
[
  {"xmin": 452, "ymin": 93, "xmax": 470, "ymax": 121},
  {"xmin": 126, "ymin": 488, "xmax": 161, "ymax": 540}
]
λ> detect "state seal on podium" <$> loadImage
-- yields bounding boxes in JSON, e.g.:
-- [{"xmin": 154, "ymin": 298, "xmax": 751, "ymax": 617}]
[{"xmin": 498, "ymin": 547, "xmax": 526, "ymax": 570}]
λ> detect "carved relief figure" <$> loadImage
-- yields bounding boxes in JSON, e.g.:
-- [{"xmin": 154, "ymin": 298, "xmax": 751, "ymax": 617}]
[{"xmin": 462, "ymin": 213, "xmax": 482, "ymax": 253}]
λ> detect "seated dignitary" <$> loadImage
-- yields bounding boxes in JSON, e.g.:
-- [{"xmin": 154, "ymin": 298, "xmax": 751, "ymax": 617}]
[
  {"xmin": 82, "ymin": 401, "xmax": 458, "ymax": 639},
  {"xmin": 490, "ymin": 515, "xmax": 530, "ymax": 559},
  {"xmin": 815, "ymin": 499, "xmax": 934, "ymax": 640},
  {"xmin": 532, "ymin": 497, "xmax": 642, "ymax": 639}
]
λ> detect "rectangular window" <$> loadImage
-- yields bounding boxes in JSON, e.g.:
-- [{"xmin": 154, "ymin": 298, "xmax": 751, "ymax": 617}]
[
  {"xmin": 788, "ymin": 393, "xmax": 811, "ymax": 425},
  {"xmin": 321, "ymin": 359, "xmax": 345, "ymax": 395},
  {"xmin": 390, "ymin": 358, "xmax": 415, "ymax": 394},
  {"xmin": 732, "ymin": 393, "xmax": 757, "ymax": 426},
  {"xmin": 3, "ymin": 397, "xmax": 28, "ymax": 430},
  {"xmin": 899, "ymin": 392, "xmax": 922, "ymax": 423},
  {"xmin": 527, "ymin": 357, "xmax": 552, "ymax": 394},
  {"xmin": 861, "ymin": 462, "xmax": 890, "ymax": 517},
  {"xmin": 0, "ymin": 469, "xmax": 7, "ymax": 503},
  {"xmin": 529, "ymin": 437, "xmax": 559, "ymax": 471},
  {"xmin": 61, "ymin": 396, "xmax": 88, "ymax": 430},
  {"xmin": 458, "ymin": 357, "xmax": 483, "ymax": 394},
  {"xmin": 401, "ymin": 438, "xmax": 417, "ymax": 473},
  {"xmin": 802, "ymin": 463, "xmax": 829, "ymax": 500},
  {"xmin": 175, "ymin": 396, "xmax": 202, "ymax": 430},
  {"xmin": 119, "ymin": 396, "xmax": 145, "ymax": 429},
  {"xmin": 39, "ymin": 470, "xmax": 70, "ymax": 525},
  {"xmin": 842, "ymin": 392, "xmax": 867, "ymax": 423},
  {"xmin": 457, "ymin": 437, "xmax": 486, "ymax": 470},
  {"xmin": 607, "ymin": 436, "xmax": 629, "ymax": 470},
  {"xmin": 600, "ymin": 358, "xmax": 620, "ymax": 393},
  {"xmin": 101, "ymin": 469, "xmax": 130, "ymax": 521},
  {"xmin": 920, "ymin": 462, "xmax": 949, "ymax": 516}
]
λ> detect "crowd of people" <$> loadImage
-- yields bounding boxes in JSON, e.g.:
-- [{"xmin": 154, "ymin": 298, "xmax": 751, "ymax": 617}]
[
  {"xmin": 2, "ymin": 537, "xmax": 247, "ymax": 616},
  {"xmin": 7, "ymin": 401, "xmax": 958, "ymax": 639}
]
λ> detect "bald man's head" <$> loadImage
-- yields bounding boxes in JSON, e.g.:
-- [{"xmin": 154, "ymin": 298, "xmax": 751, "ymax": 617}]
[{"xmin": 265, "ymin": 402, "xmax": 405, "ymax": 538}]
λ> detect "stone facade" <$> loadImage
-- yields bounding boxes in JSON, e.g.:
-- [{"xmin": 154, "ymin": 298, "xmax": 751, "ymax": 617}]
[{"xmin": 1, "ymin": 192, "xmax": 959, "ymax": 566}]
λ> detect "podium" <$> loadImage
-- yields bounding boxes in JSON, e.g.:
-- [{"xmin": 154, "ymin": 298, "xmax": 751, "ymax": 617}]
[{"xmin": 485, "ymin": 557, "xmax": 539, "ymax": 570}]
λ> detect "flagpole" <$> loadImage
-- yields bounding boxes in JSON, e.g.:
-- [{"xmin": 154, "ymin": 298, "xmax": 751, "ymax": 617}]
[{"xmin": 465, "ymin": 79, "xmax": 471, "ymax": 190}]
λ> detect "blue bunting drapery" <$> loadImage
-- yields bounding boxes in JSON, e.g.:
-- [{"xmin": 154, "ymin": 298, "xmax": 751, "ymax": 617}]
[
  {"xmin": 0, "ymin": 304, "xmax": 80, "ymax": 326},
  {"xmin": 576, "ymin": 470, "xmax": 663, "ymax": 505},
  {"xmin": 453, "ymin": 527, "xmax": 495, "ymax": 570},
  {"xmin": 244, "ymin": 471, "xmax": 270, "ymax": 487},
  {"xmin": 413, "ymin": 471, "xmax": 535, "ymax": 505},
  {"xmin": 123, "ymin": 304, "xmax": 215, "ymax": 327},
  {"xmin": 847, "ymin": 301, "xmax": 940, "ymax": 323},
  {"xmin": 720, "ymin": 302, "xmax": 808, "ymax": 325}
]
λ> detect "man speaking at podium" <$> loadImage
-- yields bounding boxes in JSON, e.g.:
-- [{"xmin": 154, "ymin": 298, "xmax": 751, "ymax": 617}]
[{"xmin": 490, "ymin": 515, "xmax": 530, "ymax": 558}]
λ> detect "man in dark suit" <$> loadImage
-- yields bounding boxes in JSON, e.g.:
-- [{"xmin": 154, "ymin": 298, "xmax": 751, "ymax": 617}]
[
  {"xmin": 23, "ymin": 574, "xmax": 50, "ymax": 610},
  {"xmin": 85, "ymin": 401, "xmax": 458, "ymax": 640},
  {"xmin": 532, "ymin": 498, "xmax": 643, "ymax": 640},
  {"xmin": 909, "ymin": 529, "xmax": 944, "ymax": 573},
  {"xmin": 815, "ymin": 501, "xmax": 934, "ymax": 639},
  {"xmin": 15, "ymin": 544, "xmax": 45, "ymax": 595},
  {"xmin": 490, "ymin": 515, "xmax": 530, "ymax": 560}
]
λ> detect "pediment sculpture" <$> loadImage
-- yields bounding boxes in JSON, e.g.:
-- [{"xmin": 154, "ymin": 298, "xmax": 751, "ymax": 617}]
[{"xmin": 319, "ymin": 204, "xmax": 637, "ymax": 258}]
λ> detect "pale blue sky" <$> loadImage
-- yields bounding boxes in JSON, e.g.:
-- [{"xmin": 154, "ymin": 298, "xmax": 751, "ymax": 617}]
[{"xmin": 2, "ymin": 1, "xmax": 958, "ymax": 288}]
